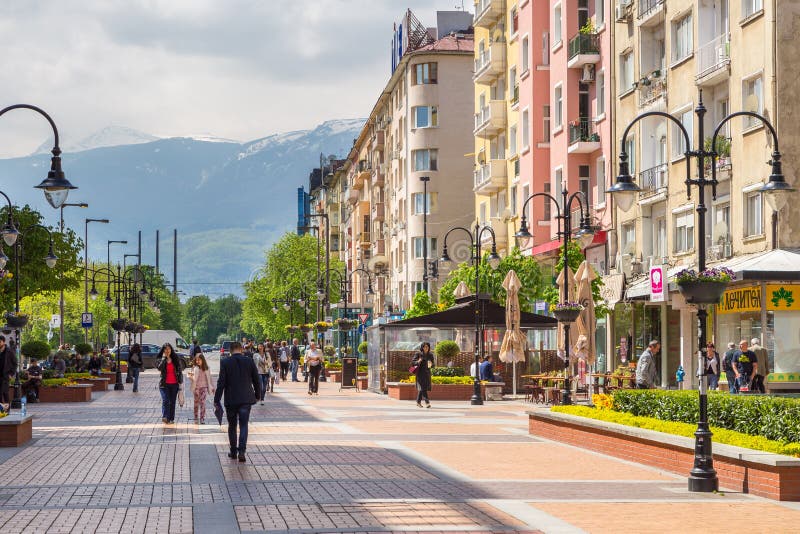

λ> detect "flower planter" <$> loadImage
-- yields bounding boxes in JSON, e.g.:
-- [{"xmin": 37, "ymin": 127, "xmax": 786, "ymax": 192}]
[
  {"xmin": 299, "ymin": 327, "xmax": 312, "ymax": 333},
  {"xmin": 328, "ymin": 370, "xmax": 341, "ymax": 383},
  {"xmin": 38, "ymin": 384, "xmax": 93, "ymax": 403},
  {"xmin": 76, "ymin": 377, "xmax": 111, "ymax": 392},
  {"xmin": 387, "ymin": 382, "xmax": 488, "ymax": 401},
  {"xmin": 677, "ymin": 280, "xmax": 728, "ymax": 304},
  {"xmin": 552, "ymin": 309, "xmax": 581, "ymax": 323},
  {"xmin": 4, "ymin": 314, "xmax": 28, "ymax": 328},
  {"xmin": 100, "ymin": 372, "xmax": 117, "ymax": 384},
  {"xmin": 0, "ymin": 414, "xmax": 33, "ymax": 447},
  {"xmin": 337, "ymin": 325, "xmax": 354, "ymax": 331},
  {"xmin": 110, "ymin": 319, "xmax": 128, "ymax": 331}
]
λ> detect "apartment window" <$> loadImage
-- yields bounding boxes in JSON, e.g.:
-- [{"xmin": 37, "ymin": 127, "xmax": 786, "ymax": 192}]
[
  {"xmin": 742, "ymin": 0, "xmax": 762, "ymax": 18},
  {"xmin": 509, "ymin": 124, "xmax": 518, "ymax": 156},
  {"xmin": 654, "ymin": 217, "xmax": 667, "ymax": 259},
  {"xmin": 509, "ymin": 66, "xmax": 517, "ymax": 100},
  {"xmin": 522, "ymin": 110, "xmax": 530, "ymax": 149},
  {"xmin": 510, "ymin": 6, "xmax": 519, "ymax": 34},
  {"xmin": 522, "ymin": 184, "xmax": 531, "ymax": 219},
  {"xmin": 479, "ymin": 202, "xmax": 488, "ymax": 225},
  {"xmin": 596, "ymin": 0, "xmax": 605, "ymax": 27},
  {"xmin": 543, "ymin": 105, "xmax": 551, "ymax": 142},
  {"xmin": 413, "ymin": 62, "xmax": 438, "ymax": 85},
  {"xmin": 745, "ymin": 191, "xmax": 763, "ymax": 237},
  {"xmin": 413, "ymin": 106, "xmax": 438, "ymax": 128},
  {"xmin": 522, "ymin": 36, "xmax": 530, "ymax": 73},
  {"xmin": 596, "ymin": 157, "xmax": 606, "ymax": 205},
  {"xmin": 625, "ymin": 136, "xmax": 636, "ymax": 175},
  {"xmin": 554, "ymin": 4, "xmax": 563, "ymax": 45},
  {"xmin": 543, "ymin": 183, "xmax": 551, "ymax": 220},
  {"xmin": 597, "ymin": 70, "xmax": 605, "ymax": 116},
  {"xmin": 412, "ymin": 192, "xmax": 435, "ymax": 214},
  {"xmin": 672, "ymin": 14, "xmax": 693, "ymax": 64},
  {"xmin": 672, "ymin": 107, "xmax": 693, "ymax": 158},
  {"xmin": 510, "ymin": 185, "xmax": 518, "ymax": 216},
  {"xmin": 579, "ymin": 165, "xmax": 591, "ymax": 211},
  {"xmin": 413, "ymin": 237, "xmax": 437, "ymax": 259},
  {"xmin": 542, "ymin": 31, "xmax": 550, "ymax": 65},
  {"xmin": 554, "ymin": 85, "xmax": 563, "ymax": 128},
  {"xmin": 412, "ymin": 149, "xmax": 438, "ymax": 171},
  {"xmin": 622, "ymin": 223, "xmax": 636, "ymax": 254},
  {"xmin": 620, "ymin": 51, "xmax": 634, "ymax": 93},
  {"xmin": 742, "ymin": 76, "xmax": 763, "ymax": 129},
  {"xmin": 674, "ymin": 210, "xmax": 695, "ymax": 253},
  {"xmin": 555, "ymin": 168, "xmax": 564, "ymax": 211}
]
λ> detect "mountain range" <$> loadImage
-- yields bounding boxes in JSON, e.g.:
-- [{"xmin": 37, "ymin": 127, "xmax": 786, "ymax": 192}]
[{"xmin": 0, "ymin": 120, "xmax": 365, "ymax": 298}]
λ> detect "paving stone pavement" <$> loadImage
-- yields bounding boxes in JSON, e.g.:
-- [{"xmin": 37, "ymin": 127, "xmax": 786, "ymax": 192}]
[{"xmin": 2, "ymin": 367, "xmax": 800, "ymax": 533}]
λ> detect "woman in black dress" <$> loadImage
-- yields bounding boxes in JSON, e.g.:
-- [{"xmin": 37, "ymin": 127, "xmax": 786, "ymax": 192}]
[{"xmin": 412, "ymin": 342, "xmax": 434, "ymax": 408}]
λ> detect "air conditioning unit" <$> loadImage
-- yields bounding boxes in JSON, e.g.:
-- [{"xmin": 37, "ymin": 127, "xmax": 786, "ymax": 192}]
[
  {"xmin": 581, "ymin": 64, "xmax": 596, "ymax": 83},
  {"xmin": 615, "ymin": 1, "xmax": 632, "ymax": 22}
]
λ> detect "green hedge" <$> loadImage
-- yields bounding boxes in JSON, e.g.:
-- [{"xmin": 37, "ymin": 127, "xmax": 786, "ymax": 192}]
[
  {"xmin": 401, "ymin": 375, "xmax": 474, "ymax": 385},
  {"xmin": 611, "ymin": 390, "xmax": 800, "ymax": 444},
  {"xmin": 553, "ymin": 405, "xmax": 800, "ymax": 457},
  {"xmin": 41, "ymin": 378, "xmax": 76, "ymax": 388},
  {"xmin": 431, "ymin": 366, "xmax": 465, "ymax": 377}
]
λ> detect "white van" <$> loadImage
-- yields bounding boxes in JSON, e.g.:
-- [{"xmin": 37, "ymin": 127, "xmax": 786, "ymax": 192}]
[{"xmin": 140, "ymin": 330, "xmax": 191, "ymax": 355}]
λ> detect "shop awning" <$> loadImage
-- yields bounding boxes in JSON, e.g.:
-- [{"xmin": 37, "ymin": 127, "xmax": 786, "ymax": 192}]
[
  {"xmin": 531, "ymin": 231, "xmax": 607, "ymax": 257},
  {"xmin": 382, "ymin": 296, "xmax": 557, "ymax": 328}
]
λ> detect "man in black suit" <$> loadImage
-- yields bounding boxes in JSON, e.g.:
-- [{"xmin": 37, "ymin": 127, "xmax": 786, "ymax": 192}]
[
  {"xmin": 214, "ymin": 341, "xmax": 260, "ymax": 463},
  {"xmin": 0, "ymin": 336, "xmax": 17, "ymax": 404}
]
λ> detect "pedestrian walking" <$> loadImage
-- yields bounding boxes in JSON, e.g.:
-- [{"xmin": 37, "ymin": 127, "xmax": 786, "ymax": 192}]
[
  {"xmin": 412, "ymin": 342, "xmax": 434, "ymax": 408},
  {"xmin": 128, "ymin": 343, "xmax": 143, "ymax": 392},
  {"xmin": 289, "ymin": 339, "xmax": 300, "ymax": 381},
  {"xmin": 214, "ymin": 341, "xmax": 260, "ymax": 463},
  {"xmin": 189, "ymin": 352, "xmax": 214, "ymax": 424},
  {"xmin": 157, "ymin": 343, "xmax": 184, "ymax": 424},
  {"xmin": 722, "ymin": 342, "xmax": 738, "ymax": 393},
  {"xmin": 253, "ymin": 343, "xmax": 271, "ymax": 404},
  {"xmin": 704, "ymin": 343, "xmax": 721, "ymax": 390},
  {"xmin": 305, "ymin": 342, "xmax": 324, "ymax": 395},
  {"xmin": 750, "ymin": 337, "xmax": 768, "ymax": 393},
  {"xmin": 734, "ymin": 339, "xmax": 758, "ymax": 392},
  {"xmin": 0, "ymin": 335, "xmax": 16, "ymax": 404},
  {"xmin": 635, "ymin": 340, "xmax": 660, "ymax": 389}
]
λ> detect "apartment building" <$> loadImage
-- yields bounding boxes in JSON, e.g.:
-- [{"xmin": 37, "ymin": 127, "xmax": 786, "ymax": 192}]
[{"xmin": 612, "ymin": 0, "xmax": 800, "ymax": 388}]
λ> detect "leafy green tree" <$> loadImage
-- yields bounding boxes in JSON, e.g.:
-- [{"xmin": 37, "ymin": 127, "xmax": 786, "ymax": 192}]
[
  {"xmin": 185, "ymin": 295, "xmax": 212, "ymax": 341},
  {"xmin": 404, "ymin": 291, "xmax": 437, "ymax": 319}
]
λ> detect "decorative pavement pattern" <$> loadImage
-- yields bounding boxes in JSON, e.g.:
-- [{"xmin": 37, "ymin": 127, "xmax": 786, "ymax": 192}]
[{"xmin": 2, "ymin": 365, "xmax": 800, "ymax": 533}]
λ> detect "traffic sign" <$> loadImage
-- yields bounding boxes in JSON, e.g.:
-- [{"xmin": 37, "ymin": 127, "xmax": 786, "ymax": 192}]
[
  {"xmin": 81, "ymin": 312, "xmax": 93, "ymax": 328},
  {"xmin": 358, "ymin": 313, "xmax": 369, "ymax": 324},
  {"xmin": 50, "ymin": 314, "xmax": 61, "ymax": 327}
]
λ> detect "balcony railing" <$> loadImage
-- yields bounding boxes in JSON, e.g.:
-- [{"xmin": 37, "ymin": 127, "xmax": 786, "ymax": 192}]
[
  {"xmin": 638, "ymin": 74, "xmax": 666, "ymax": 107},
  {"xmin": 638, "ymin": 164, "xmax": 668, "ymax": 199},
  {"xmin": 567, "ymin": 33, "xmax": 600, "ymax": 61},
  {"xmin": 637, "ymin": 0, "xmax": 665, "ymax": 20},
  {"xmin": 568, "ymin": 118, "xmax": 598, "ymax": 145},
  {"xmin": 696, "ymin": 34, "xmax": 730, "ymax": 81}
]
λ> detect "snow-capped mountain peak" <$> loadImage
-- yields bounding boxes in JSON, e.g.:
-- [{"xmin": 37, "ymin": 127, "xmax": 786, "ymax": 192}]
[{"xmin": 34, "ymin": 125, "xmax": 160, "ymax": 155}]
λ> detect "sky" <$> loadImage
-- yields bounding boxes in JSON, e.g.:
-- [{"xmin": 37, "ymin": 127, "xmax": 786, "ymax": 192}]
[{"xmin": 0, "ymin": 0, "xmax": 471, "ymax": 158}]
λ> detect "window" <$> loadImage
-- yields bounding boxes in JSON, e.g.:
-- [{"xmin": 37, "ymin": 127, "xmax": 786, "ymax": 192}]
[
  {"xmin": 412, "ymin": 192, "xmax": 435, "ymax": 214},
  {"xmin": 543, "ymin": 105, "xmax": 551, "ymax": 142},
  {"xmin": 479, "ymin": 202, "xmax": 488, "ymax": 225},
  {"xmin": 413, "ymin": 106, "xmax": 438, "ymax": 128},
  {"xmin": 555, "ymin": 168, "xmax": 564, "ymax": 210},
  {"xmin": 742, "ymin": 76, "xmax": 763, "ymax": 129},
  {"xmin": 672, "ymin": 107, "xmax": 693, "ymax": 158},
  {"xmin": 579, "ymin": 165, "xmax": 591, "ymax": 211},
  {"xmin": 522, "ymin": 110, "xmax": 530, "ymax": 148},
  {"xmin": 509, "ymin": 124, "xmax": 518, "ymax": 156},
  {"xmin": 510, "ymin": 7, "xmax": 519, "ymax": 34},
  {"xmin": 674, "ymin": 211, "xmax": 695, "ymax": 253},
  {"xmin": 596, "ymin": 0, "xmax": 605, "ymax": 27},
  {"xmin": 743, "ymin": 0, "xmax": 762, "ymax": 18},
  {"xmin": 672, "ymin": 14, "xmax": 693, "ymax": 64},
  {"xmin": 625, "ymin": 136, "xmax": 636, "ymax": 175},
  {"xmin": 620, "ymin": 52, "xmax": 634, "ymax": 92},
  {"xmin": 522, "ymin": 37, "xmax": 530, "ymax": 73},
  {"xmin": 413, "ymin": 237, "xmax": 437, "ymax": 259},
  {"xmin": 554, "ymin": 4, "xmax": 562, "ymax": 45},
  {"xmin": 596, "ymin": 157, "xmax": 606, "ymax": 205},
  {"xmin": 745, "ymin": 191, "xmax": 763, "ymax": 237},
  {"xmin": 413, "ymin": 62, "xmax": 438, "ymax": 85},
  {"xmin": 509, "ymin": 66, "xmax": 517, "ymax": 101},
  {"xmin": 510, "ymin": 185, "xmax": 518, "ymax": 216},
  {"xmin": 412, "ymin": 149, "xmax": 438, "ymax": 171},
  {"xmin": 597, "ymin": 70, "xmax": 605, "ymax": 116},
  {"xmin": 543, "ymin": 183, "xmax": 551, "ymax": 220},
  {"xmin": 622, "ymin": 223, "xmax": 636, "ymax": 253},
  {"xmin": 542, "ymin": 31, "xmax": 550, "ymax": 65},
  {"xmin": 554, "ymin": 84, "xmax": 563, "ymax": 128}
]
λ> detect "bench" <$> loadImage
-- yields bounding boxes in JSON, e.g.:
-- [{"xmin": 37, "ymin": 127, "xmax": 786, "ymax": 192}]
[{"xmin": 0, "ymin": 414, "xmax": 33, "ymax": 447}]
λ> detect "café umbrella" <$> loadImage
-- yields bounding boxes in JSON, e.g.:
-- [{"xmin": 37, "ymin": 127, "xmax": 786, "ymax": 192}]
[{"xmin": 498, "ymin": 269, "xmax": 527, "ymax": 397}]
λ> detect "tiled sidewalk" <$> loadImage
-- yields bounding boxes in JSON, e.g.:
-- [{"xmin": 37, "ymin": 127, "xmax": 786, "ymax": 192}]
[{"xmin": 0, "ymin": 371, "xmax": 798, "ymax": 533}]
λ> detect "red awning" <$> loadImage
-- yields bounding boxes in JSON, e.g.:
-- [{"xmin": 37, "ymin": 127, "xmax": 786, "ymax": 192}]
[{"xmin": 531, "ymin": 230, "xmax": 607, "ymax": 257}]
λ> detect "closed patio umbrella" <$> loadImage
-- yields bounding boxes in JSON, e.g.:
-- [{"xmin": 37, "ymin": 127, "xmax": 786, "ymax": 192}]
[
  {"xmin": 499, "ymin": 269, "xmax": 527, "ymax": 397},
  {"xmin": 574, "ymin": 260, "xmax": 597, "ymax": 390},
  {"xmin": 555, "ymin": 265, "xmax": 578, "ymax": 359}
]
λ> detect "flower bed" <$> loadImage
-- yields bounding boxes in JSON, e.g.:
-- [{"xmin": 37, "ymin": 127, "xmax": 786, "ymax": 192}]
[
  {"xmin": 0, "ymin": 413, "xmax": 33, "ymax": 447},
  {"xmin": 387, "ymin": 378, "xmax": 501, "ymax": 401},
  {"xmin": 38, "ymin": 383, "xmax": 93, "ymax": 403},
  {"xmin": 74, "ymin": 377, "xmax": 111, "ymax": 392}
]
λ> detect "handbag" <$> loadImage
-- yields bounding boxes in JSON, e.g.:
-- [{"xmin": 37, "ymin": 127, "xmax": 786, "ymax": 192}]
[{"xmin": 408, "ymin": 364, "xmax": 419, "ymax": 374}]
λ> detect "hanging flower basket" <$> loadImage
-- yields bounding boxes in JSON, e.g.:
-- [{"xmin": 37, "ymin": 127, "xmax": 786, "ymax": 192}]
[
  {"xmin": 4, "ymin": 313, "xmax": 28, "ymax": 328},
  {"xmin": 124, "ymin": 322, "xmax": 137, "ymax": 333},
  {"xmin": 299, "ymin": 324, "xmax": 313, "ymax": 333},
  {"xmin": 314, "ymin": 321, "xmax": 332, "ymax": 332},
  {"xmin": 110, "ymin": 318, "xmax": 129, "ymax": 331},
  {"xmin": 675, "ymin": 267, "xmax": 734, "ymax": 305},
  {"xmin": 551, "ymin": 303, "xmax": 583, "ymax": 323},
  {"xmin": 135, "ymin": 324, "xmax": 147, "ymax": 334},
  {"xmin": 335, "ymin": 318, "xmax": 357, "ymax": 331},
  {"xmin": 286, "ymin": 325, "xmax": 298, "ymax": 333}
]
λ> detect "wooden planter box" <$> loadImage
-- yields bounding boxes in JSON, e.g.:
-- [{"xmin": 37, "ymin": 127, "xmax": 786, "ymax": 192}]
[
  {"xmin": 529, "ymin": 409, "xmax": 800, "ymax": 502},
  {"xmin": 100, "ymin": 372, "xmax": 117, "ymax": 384},
  {"xmin": 0, "ymin": 414, "xmax": 33, "ymax": 447},
  {"xmin": 328, "ymin": 371, "xmax": 342, "ymax": 383},
  {"xmin": 388, "ymin": 382, "xmax": 488, "ymax": 401},
  {"xmin": 39, "ymin": 384, "xmax": 93, "ymax": 403},
  {"xmin": 75, "ymin": 377, "xmax": 111, "ymax": 392}
]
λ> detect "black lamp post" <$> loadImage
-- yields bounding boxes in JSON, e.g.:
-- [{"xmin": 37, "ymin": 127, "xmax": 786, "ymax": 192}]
[
  {"xmin": 607, "ymin": 90, "xmax": 794, "ymax": 493},
  {"xmin": 84, "ymin": 218, "xmax": 109, "ymax": 343},
  {"xmin": 0, "ymin": 104, "xmax": 77, "ymax": 209},
  {"xmin": 327, "ymin": 267, "xmax": 374, "ymax": 355},
  {"xmin": 58, "ymin": 202, "xmax": 88, "ymax": 346},
  {"xmin": 439, "ymin": 221, "xmax": 501, "ymax": 405},
  {"xmin": 514, "ymin": 191, "xmax": 594, "ymax": 406},
  {"xmin": 420, "ymin": 176, "xmax": 431, "ymax": 294}
]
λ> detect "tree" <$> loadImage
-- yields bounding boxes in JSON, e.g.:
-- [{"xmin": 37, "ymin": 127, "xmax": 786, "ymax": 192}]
[
  {"xmin": 404, "ymin": 291, "xmax": 437, "ymax": 319},
  {"xmin": 185, "ymin": 295, "xmax": 212, "ymax": 341},
  {"xmin": 438, "ymin": 247, "xmax": 548, "ymax": 311},
  {"xmin": 544, "ymin": 240, "xmax": 607, "ymax": 318}
]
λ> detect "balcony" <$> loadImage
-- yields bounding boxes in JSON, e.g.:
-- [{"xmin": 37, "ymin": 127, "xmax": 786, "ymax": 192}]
[
  {"xmin": 372, "ymin": 238, "xmax": 386, "ymax": 256},
  {"xmin": 481, "ymin": 220, "xmax": 508, "ymax": 250},
  {"xmin": 371, "ymin": 130, "xmax": 384, "ymax": 151},
  {"xmin": 474, "ymin": 42, "xmax": 506, "ymax": 84},
  {"xmin": 473, "ymin": 0, "xmax": 504, "ymax": 29},
  {"xmin": 354, "ymin": 163, "xmax": 371, "ymax": 190},
  {"xmin": 637, "ymin": 0, "xmax": 665, "ymax": 26},
  {"xmin": 696, "ymin": 34, "xmax": 730, "ymax": 86},
  {"xmin": 567, "ymin": 33, "xmax": 600, "ymax": 69},
  {"xmin": 371, "ymin": 167, "xmax": 385, "ymax": 186},
  {"xmin": 474, "ymin": 100, "xmax": 507, "ymax": 138},
  {"xmin": 372, "ymin": 202, "xmax": 385, "ymax": 221},
  {"xmin": 638, "ymin": 164, "xmax": 668, "ymax": 201},
  {"xmin": 638, "ymin": 72, "xmax": 666, "ymax": 108},
  {"xmin": 358, "ymin": 231, "xmax": 371, "ymax": 248},
  {"xmin": 567, "ymin": 118, "xmax": 601, "ymax": 154},
  {"xmin": 473, "ymin": 160, "xmax": 507, "ymax": 194},
  {"xmin": 346, "ymin": 187, "xmax": 360, "ymax": 204}
]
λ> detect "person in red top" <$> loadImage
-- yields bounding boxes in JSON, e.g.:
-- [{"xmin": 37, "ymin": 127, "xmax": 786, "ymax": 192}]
[{"xmin": 157, "ymin": 343, "xmax": 184, "ymax": 424}]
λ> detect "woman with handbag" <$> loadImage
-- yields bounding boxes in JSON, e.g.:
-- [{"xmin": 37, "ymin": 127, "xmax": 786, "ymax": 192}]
[
  {"xmin": 157, "ymin": 343, "xmax": 184, "ymax": 424},
  {"xmin": 128, "ymin": 343, "xmax": 143, "ymax": 393},
  {"xmin": 190, "ymin": 352, "xmax": 214, "ymax": 424},
  {"xmin": 411, "ymin": 342, "xmax": 434, "ymax": 408}
]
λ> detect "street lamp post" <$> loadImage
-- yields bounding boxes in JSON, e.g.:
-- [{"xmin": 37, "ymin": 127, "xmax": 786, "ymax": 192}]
[
  {"xmin": 84, "ymin": 219, "xmax": 109, "ymax": 343},
  {"xmin": 514, "ymin": 191, "xmax": 594, "ymax": 406},
  {"xmin": 607, "ymin": 90, "xmax": 794, "ymax": 493},
  {"xmin": 420, "ymin": 176, "xmax": 430, "ymax": 294},
  {"xmin": 327, "ymin": 267, "xmax": 374, "ymax": 355},
  {"xmin": 58, "ymin": 202, "xmax": 88, "ymax": 346},
  {"xmin": 439, "ymin": 221, "xmax": 502, "ymax": 405}
]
